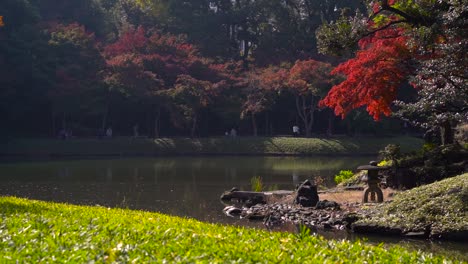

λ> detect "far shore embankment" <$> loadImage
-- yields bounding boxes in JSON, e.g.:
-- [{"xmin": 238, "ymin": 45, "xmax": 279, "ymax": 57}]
[{"xmin": 0, "ymin": 136, "xmax": 423, "ymax": 158}]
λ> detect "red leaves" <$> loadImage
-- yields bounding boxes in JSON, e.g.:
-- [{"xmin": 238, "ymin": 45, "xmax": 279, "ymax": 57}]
[
  {"xmin": 103, "ymin": 25, "xmax": 237, "ymax": 115},
  {"xmin": 104, "ymin": 26, "xmax": 147, "ymax": 57},
  {"xmin": 253, "ymin": 59, "xmax": 332, "ymax": 95},
  {"xmin": 287, "ymin": 60, "xmax": 332, "ymax": 95},
  {"xmin": 256, "ymin": 66, "xmax": 289, "ymax": 91},
  {"xmin": 320, "ymin": 27, "xmax": 412, "ymax": 120}
]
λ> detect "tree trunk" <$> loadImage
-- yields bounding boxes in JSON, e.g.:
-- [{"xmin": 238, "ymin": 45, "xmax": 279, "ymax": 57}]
[
  {"xmin": 241, "ymin": 39, "xmax": 250, "ymax": 68},
  {"xmin": 440, "ymin": 121, "xmax": 454, "ymax": 145},
  {"xmin": 295, "ymin": 95, "xmax": 317, "ymax": 138},
  {"xmin": 51, "ymin": 110, "xmax": 56, "ymax": 137},
  {"xmin": 327, "ymin": 111, "xmax": 333, "ymax": 137},
  {"xmin": 62, "ymin": 112, "xmax": 66, "ymax": 129},
  {"xmin": 295, "ymin": 96, "xmax": 308, "ymax": 137},
  {"xmin": 252, "ymin": 112, "xmax": 257, "ymax": 137},
  {"xmin": 306, "ymin": 97, "xmax": 315, "ymax": 137},
  {"xmin": 154, "ymin": 107, "xmax": 161, "ymax": 138},
  {"xmin": 265, "ymin": 112, "xmax": 269, "ymax": 136},
  {"xmin": 101, "ymin": 104, "xmax": 109, "ymax": 130},
  {"xmin": 102, "ymin": 90, "xmax": 113, "ymax": 130},
  {"xmin": 190, "ymin": 114, "xmax": 198, "ymax": 138}
]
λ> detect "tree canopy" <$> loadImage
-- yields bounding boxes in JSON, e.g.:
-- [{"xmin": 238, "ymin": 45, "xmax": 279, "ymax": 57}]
[
  {"xmin": 2, "ymin": 0, "xmax": 464, "ymax": 140},
  {"xmin": 317, "ymin": 0, "xmax": 467, "ymax": 143}
]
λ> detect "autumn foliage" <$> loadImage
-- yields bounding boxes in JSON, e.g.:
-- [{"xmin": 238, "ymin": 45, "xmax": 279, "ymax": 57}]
[
  {"xmin": 103, "ymin": 26, "xmax": 239, "ymax": 136},
  {"xmin": 320, "ymin": 28, "xmax": 412, "ymax": 120},
  {"xmin": 48, "ymin": 23, "xmax": 102, "ymax": 104}
]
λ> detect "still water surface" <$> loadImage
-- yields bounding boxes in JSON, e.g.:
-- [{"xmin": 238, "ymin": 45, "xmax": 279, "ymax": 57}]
[
  {"xmin": 0, "ymin": 156, "xmax": 367, "ymax": 223},
  {"xmin": 0, "ymin": 156, "xmax": 466, "ymax": 260}
]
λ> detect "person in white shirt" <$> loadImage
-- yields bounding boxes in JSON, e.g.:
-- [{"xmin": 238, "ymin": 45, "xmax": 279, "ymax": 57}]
[{"xmin": 293, "ymin": 125, "xmax": 300, "ymax": 137}]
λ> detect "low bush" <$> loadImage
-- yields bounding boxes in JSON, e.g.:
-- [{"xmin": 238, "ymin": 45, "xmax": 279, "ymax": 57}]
[
  {"xmin": 250, "ymin": 176, "xmax": 263, "ymax": 192},
  {"xmin": 334, "ymin": 170, "xmax": 354, "ymax": 184}
]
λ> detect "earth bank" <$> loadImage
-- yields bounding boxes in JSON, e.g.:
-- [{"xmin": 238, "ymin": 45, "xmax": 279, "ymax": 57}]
[{"xmin": 221, "ymin": 173, "xmax": 468, "ymax": 241}]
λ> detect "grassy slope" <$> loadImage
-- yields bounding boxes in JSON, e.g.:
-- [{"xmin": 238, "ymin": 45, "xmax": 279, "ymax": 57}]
[
  {"xmin": 1, "ymin": 136, "xmax": 423, "ymax": 156},
  {"xmin": 357, "ymin": 173, "xmax": 468, "ymax": 237},
  {"xmin": 0, "ymin": 197, "xmax": 455, "ymax": 263}
]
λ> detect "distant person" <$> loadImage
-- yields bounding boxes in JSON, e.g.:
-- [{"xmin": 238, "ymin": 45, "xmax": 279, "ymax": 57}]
[
  {"xmin": 230, "ymin": 128, "xmax": 237, "ymax": 138},
  {"xmin": 292, "ymin": 125, "xmax": 300, "ymax": 137},
  {"xmin": 106, "ymin": 127, "xmax": 113, "ymax": 138}
]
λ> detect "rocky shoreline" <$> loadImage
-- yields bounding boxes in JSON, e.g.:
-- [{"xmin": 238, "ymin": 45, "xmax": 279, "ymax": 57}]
[
  {"xmin": 224, "ymin": 200, "xmax": 363, "ymax": 231},
  {"xmin": 220, "ymin": 176, "xmax": 468, "ymax": 241},
  {"xmin": 221, "ymin": 180, "xmax": 369, "ymax": 233}
]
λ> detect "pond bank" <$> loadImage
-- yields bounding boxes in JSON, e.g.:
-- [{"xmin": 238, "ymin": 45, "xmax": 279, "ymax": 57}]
[
  {"xmin": 353, "ymin": 172, "xmax": 468, "ymax": 240},
  {"xmin": 220, "ymin": 173, "xmax": 468, "ymax": 242},
  {"xmin": 1, "ymin": 136, "xmax": 423, "ymax": 158},
  {"xmin": 0, "ymin": 196, "xmax": 457, "ymax": 263}
]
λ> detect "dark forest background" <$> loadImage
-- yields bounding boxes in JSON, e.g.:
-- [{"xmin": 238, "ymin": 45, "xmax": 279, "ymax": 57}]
[{"xmin": 0, "ymin": 0, "xmax": 411, "ymax": 138}]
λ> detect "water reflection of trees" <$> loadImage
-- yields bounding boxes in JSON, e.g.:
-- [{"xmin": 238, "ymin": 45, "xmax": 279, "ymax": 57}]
[{"xmin": 0, "ymin": 156, "xmax": 370, "ymax": 219}]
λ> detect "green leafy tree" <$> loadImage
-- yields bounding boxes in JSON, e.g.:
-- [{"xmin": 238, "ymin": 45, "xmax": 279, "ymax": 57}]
[{"xmin": 0, "ymin": 0, "xmax": 56, "ymax": 136}]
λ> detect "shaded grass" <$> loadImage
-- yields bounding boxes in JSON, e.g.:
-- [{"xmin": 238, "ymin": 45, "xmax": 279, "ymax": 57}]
[
  {"xmin": 1, "ymin": 136, "xmax": 423, "ymax": 157},
  {"xmin": 0, "ymin": 197, "xmax": 456, "ymax": 263},
  {"xmin": 357, "ymin": 173, "xmax": 468, "ymax": 237}
]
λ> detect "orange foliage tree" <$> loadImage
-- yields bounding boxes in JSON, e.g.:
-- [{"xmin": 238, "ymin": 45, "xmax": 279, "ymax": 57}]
[
  {"xmin": 103, "ymin": 26, "xmax": 237, "ymax": 137},
  {"xmin": 253, "ymin": 59, "xmax": 333, "ymax": 137}
]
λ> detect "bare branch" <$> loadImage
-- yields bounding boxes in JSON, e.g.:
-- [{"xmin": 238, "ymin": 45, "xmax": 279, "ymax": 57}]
[{"xmin": 363, "ymin": 20, "xmax": 408, "ymax": 37}]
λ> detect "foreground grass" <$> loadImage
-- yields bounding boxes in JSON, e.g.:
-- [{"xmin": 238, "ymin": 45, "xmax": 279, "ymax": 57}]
[
  {"xmin": 0, "ymin": 197, "xmax": 457, "ymax": 263},
  {"xmin": 356, "ymin": 173, "xmax": 468, "ymax": 239},
  {"xmin": 1, "ymin": 136, "xmax": 423, "ymax": 157}
]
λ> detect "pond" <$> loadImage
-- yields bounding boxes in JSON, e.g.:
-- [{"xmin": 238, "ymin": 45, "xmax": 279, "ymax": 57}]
[
  {"xmin": 0, "ymin": 156, "xmax": 367, "ymax": 223},
  {"xmin": 0, "ymin": 156, "xmax": 466, "ymax": 260}
]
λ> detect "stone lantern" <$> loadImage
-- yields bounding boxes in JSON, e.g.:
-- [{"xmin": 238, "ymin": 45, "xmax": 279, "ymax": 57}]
[{"xmin": 357, "ymin": 161, "xmax": 389, "ymax": 203}]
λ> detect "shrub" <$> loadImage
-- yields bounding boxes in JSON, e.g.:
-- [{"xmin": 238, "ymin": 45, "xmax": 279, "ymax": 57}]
[
  {"xmin": 379, "ymin": 144, "xmax": 401, "ymax": 161},
  {"xmin": 251, "ymin": 176, "xmax": 263, "ymax": 192},
  {"xmin": 377, "ymin": 159, "xmax": 392, "ymax": 167},
  {"xmin": 422, "ymin": 142, "xmax": 436, "ymax": 153},
  {"xmin": 454, "ymin": 123, "xmax": 468, "ymax": 145},
  {"xmin": 334, "ymin": 170, "xmax": 354, "ymax": 184}
]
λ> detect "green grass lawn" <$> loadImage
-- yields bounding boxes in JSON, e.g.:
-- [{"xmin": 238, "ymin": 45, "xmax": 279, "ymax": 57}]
[
  {"xmin": 0, "ymin": 196, "xmax": 456, "ymax": 263},
  {"xmin": 1, "ymin": 136, "xmax": 423, "ymax": 157}
]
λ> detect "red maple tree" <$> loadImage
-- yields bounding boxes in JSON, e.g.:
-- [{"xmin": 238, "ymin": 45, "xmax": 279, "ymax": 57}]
[
  {"xmin": 319, "ymin": 27, "xmax": 412, "ymax": 120},
  {"xmin": 247, "ymin": 59, "xmax": 333, "ymax": 137},
  {"xmin": 103, "ymin": 26, "xmax": 237, "ymax": 137}
]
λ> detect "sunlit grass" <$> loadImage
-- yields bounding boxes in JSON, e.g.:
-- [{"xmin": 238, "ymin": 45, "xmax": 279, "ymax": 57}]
[
  {"xmin": 1, "ymin": 136, "xmax": 423, "ymax": 156},
  {"xmin": 0, "ymin": 197, "xmax": 457, "ymax": 263}
]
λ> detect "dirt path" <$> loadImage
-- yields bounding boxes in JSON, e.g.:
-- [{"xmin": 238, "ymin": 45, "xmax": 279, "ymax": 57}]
[{"xmin": 319, "ymin": 188, "xmax": 397, "ymax": 204}]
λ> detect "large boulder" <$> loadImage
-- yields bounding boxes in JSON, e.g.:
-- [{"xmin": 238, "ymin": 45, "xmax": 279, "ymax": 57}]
[{"xmin": 294, "ymin": 180, "xmax": 319, "ymax": 207}]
